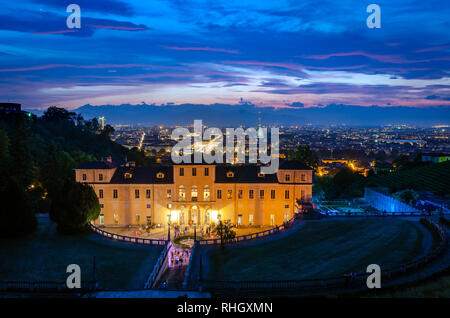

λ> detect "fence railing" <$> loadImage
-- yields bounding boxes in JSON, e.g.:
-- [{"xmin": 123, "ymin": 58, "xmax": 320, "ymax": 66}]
[
  {"xmin": 199, "ymin": 219, "xmax": 448, "ymax": 294},
  {"xmin": 198, "ymin": 215, "xmax": 298, "ymax": 246},
  {"xmin": 144, "ymin": 242, "xmax": 170, "ymax": 289},
  {"xmin": 88, "ymin": 223, "xmax": 167, "ymax": 246},
  {"xmin": 182, "ymin": 241, "xmax": 198, "ymax": 290},
  {"xmin": 319, "ymin": 210, "xmax": 450, "ymax": 217},
  {"xmin": 0, "ymin": 280, "xmax": 98, "ymax": 293}
]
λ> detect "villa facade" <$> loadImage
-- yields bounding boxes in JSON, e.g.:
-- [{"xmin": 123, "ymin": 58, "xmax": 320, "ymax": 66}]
[{"xmin": 75, "ymin": 159, "xmax": 313, "ymax": 227}]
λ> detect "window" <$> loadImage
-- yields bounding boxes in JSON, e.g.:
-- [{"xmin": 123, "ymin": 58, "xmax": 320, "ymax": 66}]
[
  {"xmin": 227, "ymin": 189, "xmax": 233, "ymax": 199},
  {"xmin": 301, "ymin": 174, "xmax": 306, "ymax": 182},
  {"xmin": 82, "ymin": 174, "xmax": 86, "ymax": 181},
  {"xmin": 124, "ymin": 172, "xmax": 133, "ymax": 179},
  {"xmin": 238, "ymin": 189, "xmax": 243, "ymax": 199},
  {"xmin": 146, "ymin": 204, "xmax": 151, "ymax": 209},
  {"xmin": 135, "ymin": 189, "xmax": 140, "ymax": 199},
  {"xmin": 146, "ymin": 216, "xmax": 151, "ymax": 224},
  {"xmin": 113, "ymin": 189, "xmax": 118, "ymax": 199},
  {"xmin": 285, "ymin": 174, "xmax": 290, "ymax": 182},
  {"xmin": 99, "ymin": 174, "xmax": 103, "ymax": 181},
  {"xmin": 284, "ymin": 213, "xmax": 290, "ymax": 222},
  {"xmin": 167, "ymin": 203, "xmax": 172, "ymax": 209},
  {"xmin": 237, "ymin": 214, "xmax": 243, "ymax": 226},
  {"xmin": 146, "ymin": 189, "xmax": 151, "ymax": 199},
  {"xmin": 180, "ymin": 167, "xmax": 184, "ymax": 176},
  {"xmin": 270, "ymin": 214, "xmax": 275, "ymax": 226},
  {"xmin": 285, "ymin": 190, "xmax": 290, "ymax": 199},
  {"xmin": 301, "ymin": 190, "xmax": 306, "ymax": 200},
  {"xmin": 99, "ymin": 214, "xmax": 104, "ymax": 225},
  {"xmin": 136, "ymin": 214, "xmax": 141, "ymax": 224},
  {"xmin": 285, "ymin": 204, "xmax": 289, "ymax": 208},
  {"xmin": 227, "ymin": 171, "xmax": 234, "ymax": 178},
  {"xmin": 167, "ymin": 189, "xmax": 172, "ymax": 199},
  {"xmin": 271, "ymin": 189, "xmax": 276, "ymax": 199},
  {"xmin": 249, "ymin": 189, "xmax": 254, "ymax": 199},
  {"xmin": 100, "ymin": 204, "xmax": 104, "ymax": 208},
  {"xmin": 99, "ymin": 189, "xmax": 103, "ymax": 198},
  {"xmin": 217, "ymin": 189, "xmax": 222, "ymax": 199},
  {"xmin": 114, "ymin": 214, "xmax": 119, "ymax": 224},
  {"xmin": 204, "ymin": 185, "xmax": 210, "ymax": 200},
  {"xmin": 205, "ymin": 167, "xmax": 209, "ymax": 176},
  {"xmin": 156, "ymin": 172, "xmax": 165, "ymax": 179},
  {"xmin": 191, "ymin": 186, "xmax": 198, "ymax": 201},
  {"xmin": 179, "ymin": 186, "xmax": 186, "ymax": 201},
  {"xmin": 249, "ymin": 214, "xmax": 254, "ymax": 225},
  {"xmin": 260, "ymin": 189, "xmax": 265, "ymax": 199},
  {"xmin": 192, "ymin": 168, "xmax": 197, "ymax": 176}
]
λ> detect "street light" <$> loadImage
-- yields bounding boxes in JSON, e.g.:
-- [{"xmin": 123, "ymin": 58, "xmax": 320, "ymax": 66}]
[
  {"xmin": 194, "ymin": 223, "xmax": 197, "ymax": 241},
  {"xmin": 167, "ymin": 212, "xmax": 171, "ymax": 241}
]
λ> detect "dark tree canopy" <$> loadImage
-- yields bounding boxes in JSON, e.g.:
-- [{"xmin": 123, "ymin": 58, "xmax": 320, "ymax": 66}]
[
  {"xmin": 50, "ymin": 181, "xmax": 100, "ymax": 234},
  {"xmin": 289, "ymin": 145, "xmax": 319, "ymax": 169}
]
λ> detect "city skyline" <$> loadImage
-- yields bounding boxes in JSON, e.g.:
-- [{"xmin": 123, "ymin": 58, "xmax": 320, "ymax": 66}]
[{"xmin": 1, "ymin": 0, "xmax": 449, "ymax": 110}]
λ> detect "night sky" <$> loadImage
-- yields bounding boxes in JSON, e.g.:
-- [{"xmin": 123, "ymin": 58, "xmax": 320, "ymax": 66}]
[{"xmin": 1, "ymin": 0, "xmax": 449, "ymax": 110}]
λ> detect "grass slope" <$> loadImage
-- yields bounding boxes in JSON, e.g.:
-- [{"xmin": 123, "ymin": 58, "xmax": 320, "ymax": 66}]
[
  {"xmin": 367, "ymin": 161, "xmax": 450, "ymax": 195},
  {"xmin": 0, "ymin": 217, "xmax": 163, "ymax": 290},
  {"xmin": 206, "ymin": 219, "xmax": 426, "ymax": 281}
]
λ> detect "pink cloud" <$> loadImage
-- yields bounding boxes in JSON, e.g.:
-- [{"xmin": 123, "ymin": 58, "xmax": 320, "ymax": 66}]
[
  {"xmin": 225, "ymin": 60, "xmax": 365, "ymax": 71},
  {"xmin": 302, "ymin": 51, "xmax": 450, "ymax": 64},
  {"xmin": 415, "ymin": 45, "xmax": 450, "ymax": 53},
  {"xmin": 162, "ymin": 46, "xmax": 239, "ymax": 54},
  {"xmin": 87, "ymin": 24, "xmax": 147, "ymax": 31},
  {"xmin": 0, "ymin": 64, "xmax": 160, "ymax": 72},
  {"xmin": 33, "ymin": 30, "xmax": 78, "ymax": 35}
]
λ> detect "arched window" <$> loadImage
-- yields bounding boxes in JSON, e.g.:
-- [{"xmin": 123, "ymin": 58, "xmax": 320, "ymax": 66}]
[
  {"xmin": 203, "ymin": 185, "xmax": 210, "ymax": 201},
  {"xmin": 179, "ymin": 185, "xmax": 185, "ymax": 201},
  {"xmin": 191, "ymin": 186, "xmax": 198, "ymax": 201}
]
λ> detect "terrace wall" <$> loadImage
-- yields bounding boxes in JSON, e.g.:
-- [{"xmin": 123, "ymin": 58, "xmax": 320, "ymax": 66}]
[{"xmin": 364, "ymin": 188, "xmax": 419, "ymax": 213}]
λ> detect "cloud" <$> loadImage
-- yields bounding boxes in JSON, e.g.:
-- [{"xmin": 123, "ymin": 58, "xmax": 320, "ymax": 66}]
[
  {"xmin": 32, "ymin": 0, "xmax": 135, "ymax": 17},
  {"xmin": 415, "ymin": 45, "xmax": 450, "ymax": 53},
  {"xmin": 162, "ymin": 46, "xmax": 239, "ymax": 54},
  {"xmin": 285, "ymin": 102, "xmax": 304, "ymax": 108},
  {"xmin": 425, "ymin": 95, "xmax": 450, "ymax": 101}
]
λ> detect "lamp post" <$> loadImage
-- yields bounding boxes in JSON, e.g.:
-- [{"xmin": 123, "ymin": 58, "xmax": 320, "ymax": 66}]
[
  {"xmin": 194, "ymin": 223, "xmax": 197, "ymax": 242},
  {"xmin": 167, "ymin": 212, "xmax": 171, "ymax": 241}
]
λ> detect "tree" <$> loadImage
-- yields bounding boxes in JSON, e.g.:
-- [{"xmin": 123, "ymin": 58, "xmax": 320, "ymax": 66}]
[
  {"xmin": 0, "ymin": 177, "xmax": 37, "ymax": 237},
  {"xmin": 40, "ymin": 146, "xmax": 76, "ymax": 198},
  {"xmin": 0, "ymin": 126, "xmax": 37, "ymax": 237},
  {"xmin": 290, "ymin": 145, "xmax": 319, "ymax": 169},
  {"xmin": 102, "ymin": 124, "xmax": 115, "ymax": 138},
  {"xmin": 392, "ymin": 189, "xmax": 419, "ymax": 206},
  {"xmin": 42, "ymin": 106, "xmax": 77, "ymax": 122},
  {"xmin": 50, "ymin": 181, "xmax": 100, "ymax": 234},
  {"xmin": 8, "ymin": 116, "xmax": 34, "ymax": 187},
  {"xmin": 212, "ymin": 220, "xmax": 236, "ymax": 248}
]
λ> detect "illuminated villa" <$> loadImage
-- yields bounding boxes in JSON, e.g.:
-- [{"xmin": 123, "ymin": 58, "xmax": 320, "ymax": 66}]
[{"xmin": 75, "ymin": 158, "xmax": 313, "ymax": 227}]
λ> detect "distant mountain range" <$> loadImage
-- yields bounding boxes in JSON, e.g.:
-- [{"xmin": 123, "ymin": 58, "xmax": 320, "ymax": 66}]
[{"xmin": 27, "ymin": 103, "xmax": 450, "ymax": 127}]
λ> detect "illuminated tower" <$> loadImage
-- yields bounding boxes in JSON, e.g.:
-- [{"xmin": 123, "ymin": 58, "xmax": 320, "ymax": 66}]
[{"xmin": 99, "ymin": 116, "xmax": 105, "ymax": 130}]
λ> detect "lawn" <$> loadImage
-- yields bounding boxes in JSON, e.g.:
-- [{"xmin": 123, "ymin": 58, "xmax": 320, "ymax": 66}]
[
  {"xmin": 205, "ymin": 218, "xmax": 427, "ymax": 281},
  {"xmin": 0, "ymin": 216, "xmax": 163, "ymax": 290}
]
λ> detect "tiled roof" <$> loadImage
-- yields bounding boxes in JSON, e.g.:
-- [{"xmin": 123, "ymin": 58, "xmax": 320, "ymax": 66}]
[
  {"xmin": 215, "ymin": 165, "xmax": 278, "ymax": 183},
  {"xmin": 109, "ymin": 166, "xmax": 173, "ymax": 184},
  {"xmin": 279, "ymin": 160, "xmax": 313, "ymax": 170},
  {"xmin": 76, "ymin": 161, "xmax": 117, "ymax": 169}
]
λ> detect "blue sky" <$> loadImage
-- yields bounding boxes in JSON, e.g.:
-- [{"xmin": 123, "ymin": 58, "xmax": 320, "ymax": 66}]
[{"xmin": 0, "ymin": 0, "xmax": 449, "ymax": 109}]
